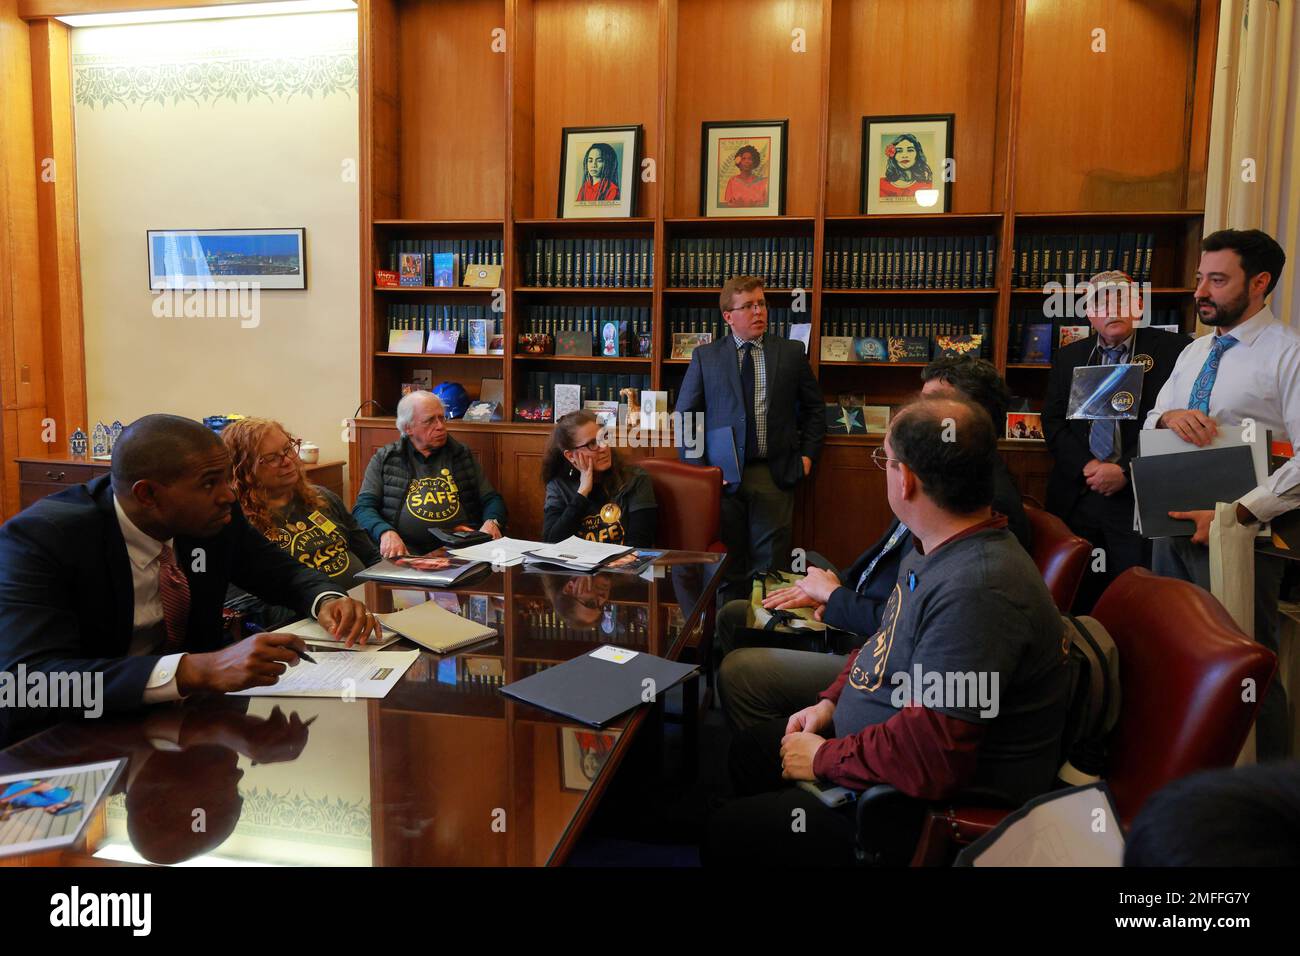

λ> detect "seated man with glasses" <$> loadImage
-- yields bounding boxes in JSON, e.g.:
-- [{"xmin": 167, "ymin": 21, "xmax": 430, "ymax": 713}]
[
  {"xmin": 353, "ymin": 390, "xmax": 507, "ymax": 558},
  {"xmin": 221, "ymin": 418, "xmax": 381, "ymax": 629},
  {"xmin": 675, "ymin": 274, "xmax": 826, "ymax": 603},
  {"xmin": 704, "ymin": 397, "xmax": 1070, "ymax": 866},
  {"xmin": 717, "ymin": 355, "xmax": 1032, "ymax": 733}
]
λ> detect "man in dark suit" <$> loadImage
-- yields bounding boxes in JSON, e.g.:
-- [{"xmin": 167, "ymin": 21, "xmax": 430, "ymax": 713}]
[
  {"xmin": 675, "ymin": 275, "xmax": 826, "ymax": 601},
  {"xmin": 0, "ymin": 414, "xmax": 378, "ymax": 744},
  {"xmin": 1042, "ymin": 270, "xmax": 1189, "ymax": 611}
]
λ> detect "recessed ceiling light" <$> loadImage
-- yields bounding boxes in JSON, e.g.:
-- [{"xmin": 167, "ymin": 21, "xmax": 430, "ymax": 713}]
[{"xmin": 56, "ymin": 0, "xmax": 355, "ymax": 29}]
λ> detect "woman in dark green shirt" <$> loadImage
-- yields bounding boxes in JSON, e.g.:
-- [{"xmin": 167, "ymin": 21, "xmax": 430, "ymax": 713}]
[
  {"xmin": 542, "ymin": 411, "xmax": 657, "ymax": 547},
  {"xmin": 222, "ymin": 418, "xmax": 380, "ymax": 628}
]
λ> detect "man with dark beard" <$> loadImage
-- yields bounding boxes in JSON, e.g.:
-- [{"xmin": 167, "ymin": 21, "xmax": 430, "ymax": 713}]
[{"xmin": 1144, "ymin": 228, "xmax": 1297, "ymax": 760}]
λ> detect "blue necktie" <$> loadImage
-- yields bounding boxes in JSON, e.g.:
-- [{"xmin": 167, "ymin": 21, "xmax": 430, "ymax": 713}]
[
  {"xmin": 1088, "ymin": 344, "xmax": 1128, "ymax": 462},
  {"xmin": 740, "ymin": 342, "xmax": 758, "ymax": 464},
  {"xmin": 1188, "ymin": 334, "xmax": 1239, "ymax": 414}
]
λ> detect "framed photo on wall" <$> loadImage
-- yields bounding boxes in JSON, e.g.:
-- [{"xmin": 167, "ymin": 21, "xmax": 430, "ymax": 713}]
[
  {"xmin": 557, "ymin": 125, "xmax": 642, "ymax": 219},
  {"xmin": 146, "ymin": 227, "xmax": 306, "ymax": 289},
  {"xmin": 860, "ymin": 114, "xmax": 954, "ymax": 214},
  {"xmin": 700, "ymin": 120, "xmax": 788, "ymax": 217}
]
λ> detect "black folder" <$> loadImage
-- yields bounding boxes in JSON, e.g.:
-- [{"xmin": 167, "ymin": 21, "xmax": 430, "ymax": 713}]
[
  {"xmin": 1131, "ymin": 445, "xmax": 1258, "ymax": 538},
  {"xmin": 499, "ymin": 647, "xmax": 699, "ymax": 727}
]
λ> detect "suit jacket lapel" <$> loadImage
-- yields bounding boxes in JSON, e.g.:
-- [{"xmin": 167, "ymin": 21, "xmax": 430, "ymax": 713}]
[
  {"xmin": 719, "ymin": 335, "xmax": 744, "ymax": 408},
  {"xmin": 93, "ymin": 479, "xmax": 136, "ymax": 654}
]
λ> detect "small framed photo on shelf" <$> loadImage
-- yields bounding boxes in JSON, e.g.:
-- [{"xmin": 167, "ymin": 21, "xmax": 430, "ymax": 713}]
[
  {"xmin": 557, "ymin": 125, "xmax": 642, "ymax": 219},
  {"xmin": 700, "ymin": 120, "xmax": 788, "ymax": 217},
  {"xmin": 860, "ymin": 114, "xmax": 953, "ymax": 214},
  {"xmin": 1006, "ymin": 412, "xmax": 1045, "ymax": 441},
  {"xmin": 147, "ymin": 227, "xmax": 306, "ymax": 290},
  {"xmin": 559, "ymin": 727, "xmax": 622, "ymax": 792}
]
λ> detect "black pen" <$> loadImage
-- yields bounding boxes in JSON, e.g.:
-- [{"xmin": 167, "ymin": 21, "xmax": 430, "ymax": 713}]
[{"xmin": 294, "ymin": 647, "xmax": 317, "ymax": 665}]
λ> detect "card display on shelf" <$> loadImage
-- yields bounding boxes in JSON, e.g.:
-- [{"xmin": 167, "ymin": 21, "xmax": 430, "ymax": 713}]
[
  {"xmin": 820, "ymin": 336, "xmax": 853, "ymax": 362},
  {"xmin": 671, "ymin": 332, "xmax": 712, "ymax": 360},
  {"xmin": 399, "ymin": 252, "xmax": 425, "ymax": 287},
  {"xmin": 386, "ymin": 238, "xmax": 503, "ymax": 286},
  {"xmin": 1006, "ymin": 412, "xmax": 1045, "ymax": 441},
  {"xmin": 554, "ymin": 383, "xmax": 582, "ymax": 419},
  {"xmin": 468, "ymin": 319, "xmax": 490, "ymax": 354},
  {"xmin": 887, "ymin": 336, "xmax": 930, "ymax": 362},
  {"xmin": 425, "ymin": 330, "xmax": 460, "ymax": 354},
  {"xmin": 556, "ymin": 330, "xmax": 594, "ymax": 356},
  {"xmin": 464, "ymin": 263, "xmax": 502, "ymax": 287},
  {"xmin": 432, "ymin": 252, "xmax": 458, "ymax": 287},
  {"xmin": 853, "ymin": 337, "xmax": 888, "ymax": 362},
  {"xmin": 387, "ymin": 329, "xmax": 425, "ymax": 353}
]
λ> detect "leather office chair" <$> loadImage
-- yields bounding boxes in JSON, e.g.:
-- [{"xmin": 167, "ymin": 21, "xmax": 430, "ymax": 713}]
[
  {"xmin": 637, "ymin": 458, "xmax": 726, "ymax": 758},
  {"xmin": 637, "ymin": 458, "xmax": 725, "ymax": 553},
  {"xmin": 857, "ymin": 567, "xmax": 1279, "ymax": 865},
  {"xmin": 1022, "ymin": 501, "xmax": 1091, "ymax": 614}
]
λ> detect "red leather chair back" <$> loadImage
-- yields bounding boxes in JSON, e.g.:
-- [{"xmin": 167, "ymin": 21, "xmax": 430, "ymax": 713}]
[
  {"xmin": 637, "ymin": 458, "xmax": 724, "ymax": 552},
  {"xmin": 1023, "ymin": 503, "xmax": 1091, "ymax": 613},
  {"xmin": 1091, "ymin": 567, "xmax": 1277, "ymax": 824}
]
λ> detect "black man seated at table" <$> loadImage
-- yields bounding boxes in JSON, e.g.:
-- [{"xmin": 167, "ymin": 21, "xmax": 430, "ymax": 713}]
[{"xmin": 0, "ymin": 414, "xmax": 379, "ymax": 744}]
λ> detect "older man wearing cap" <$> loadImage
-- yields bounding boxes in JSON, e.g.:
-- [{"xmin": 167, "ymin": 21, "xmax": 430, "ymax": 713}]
[{"xmin": 1041, "ymin": 270, "xmax": 1189, "ymax": 612}]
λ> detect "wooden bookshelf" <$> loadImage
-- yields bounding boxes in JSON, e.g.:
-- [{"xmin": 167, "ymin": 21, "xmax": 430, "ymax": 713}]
[{"xmin": 354, "ymin": 0, "xmax": 1220, "ymax": 568}]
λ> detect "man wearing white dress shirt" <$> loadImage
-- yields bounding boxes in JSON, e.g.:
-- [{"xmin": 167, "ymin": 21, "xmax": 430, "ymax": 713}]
[
  {"xmin": 1144, "ymin": 228, "xmax": 1296, "ymax": 759},
  {"xmin": 0, "ymin": 414, "xmax": 379, "ymax": 744}
]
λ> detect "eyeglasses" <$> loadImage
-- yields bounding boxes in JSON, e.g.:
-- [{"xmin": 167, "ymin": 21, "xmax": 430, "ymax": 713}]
[
  {"xmin": 257, "ymin": 438, "xmax": 302, "ymax": 468},
  {"xmin": 569, "ymin": 438, "xmax": 603, "ymax": 453},
  {"xmin": 871, "ymin": 446, "xmax": 901, "ymax": 471},
  {"xmin": 728, "ymin": 299, "xmax": 767, "ymax": 314}
]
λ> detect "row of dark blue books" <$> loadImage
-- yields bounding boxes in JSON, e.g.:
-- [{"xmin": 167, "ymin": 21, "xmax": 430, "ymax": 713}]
[
  {"xmin": 668, "ymin": 236, "xmax": 814, "ymax": 288},
  {"xmin": 525, "ymin": 238, "xmax": 653, "ymax": 288},
  {"xmin": 1012, "ymin": 232, "xmax": 1156, "ymax": 287},
  {"xmin": 823, "ymin": 235, "xmax": 997, "ymax": 289},
  {"xmin": 667, "ymin": 306, "xmax": 806, "ymax": 342},
  {"xmin": 387, "ymin": 239, "xmax": 503, "ymax": 285},
  {"xmin": 822, "ymin": 307, "xmax": 993, "ymax": 357},
  {"xmin": 386, "ymin": 304, "xmax": 501, "ymax": 333}
]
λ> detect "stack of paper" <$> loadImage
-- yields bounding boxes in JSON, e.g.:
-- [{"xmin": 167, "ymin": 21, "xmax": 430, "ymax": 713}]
[
  {"xmin": 356, "ymin": 555, "xmax": 487, "ymax": 588},
  {"xmin": 523, "ymin": 536, "xmax": 634, "ymax": 572},
  {"xmin": 447, "ymin": 536, "xmax": 543, "ymax": 567}
]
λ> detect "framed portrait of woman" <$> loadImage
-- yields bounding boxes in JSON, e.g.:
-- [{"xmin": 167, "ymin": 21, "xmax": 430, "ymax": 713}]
[
  {"xmin": 860, "ymin": 114, "xmax": 954, "ymax": 214},
  {"xmin": 700, "ymin": 120, "xmax": 788, "ymax": 217},
  {"xmin": 558, "ymin": 125, "xmax": 642, "ymax": 219}
]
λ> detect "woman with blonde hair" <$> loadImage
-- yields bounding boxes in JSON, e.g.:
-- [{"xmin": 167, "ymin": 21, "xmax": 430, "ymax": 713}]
[{"xmin": 222, "ymin": 418, "xmax": 379, "ymax": 627}]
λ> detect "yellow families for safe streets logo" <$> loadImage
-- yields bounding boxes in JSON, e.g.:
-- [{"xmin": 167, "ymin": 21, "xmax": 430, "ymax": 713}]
[{"xmin": 406, "ymin": 469, "xmax": 462, "ymax": 523}]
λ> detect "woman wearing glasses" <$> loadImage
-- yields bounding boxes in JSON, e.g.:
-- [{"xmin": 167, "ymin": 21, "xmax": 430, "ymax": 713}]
[
  {"xmin": 221, "ymin": 418, "xmax": 380, "ymax": 628},
  {"xmin": 541, "ymin": 410, "xmax": 657, "ymax": 546}
]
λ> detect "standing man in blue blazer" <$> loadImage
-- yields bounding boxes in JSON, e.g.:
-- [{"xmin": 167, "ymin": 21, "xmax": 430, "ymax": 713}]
[{"xmin": 675, "ymin": 275, "xmax": 826, "ymax": 601}]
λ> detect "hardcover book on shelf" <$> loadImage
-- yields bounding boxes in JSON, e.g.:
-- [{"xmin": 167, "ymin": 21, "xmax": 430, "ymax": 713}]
[
  {"xmin": 464, "ymin": 263, "xmax": 502, "ymax": 287},
  {"xmin": 852, "ymin": 337, "xmax": 888, "ymax": 362},
  {"xmin": 887, "ymin": 336, "xmax": 930, "ymax": 362},
  {"xmin": 468, "ymin": 319, "xmax": 490, "ymax": 355},
  {"xmin": 670, "ymin": 332, "xmax": 712, "ymax": 360},
  {"xmin": 433, "ymin": 252, "xmax": 458, "ymax": 287},
  {"xmin": 388, "ymin": 329, "xmax": 425, "ymax": 353},
  {"xmin": 556, "ymin": 330, "xmax": 594, "ymax": 357},
  {"xmin": 820, "ymin": 336, "xmax": 853, "ymax": 362},
  {"xmin": 1020, "ymin": 324, "xmax": 1053, "ymax": 364},
  {"xmin": 934, "ymin": 333, "xmax": 983, "ymax": 358},
  {"xmin": 554, "ymin": 383, "xmax": 582, "ymax": 419},
  {"xmin": 426, "ymin": 330, "xmax": 460, "ymax": 355},
  {"xmin": 399, "ymin": 253, "xmax": 425, "ymax": 287}
]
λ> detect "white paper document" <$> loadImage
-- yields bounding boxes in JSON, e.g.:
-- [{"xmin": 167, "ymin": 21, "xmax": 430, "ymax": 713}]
[
  {"xmin": 448, "ymin": 536, "xmax": 544, "ymax": 566},
  {"xmin": 524, "ymin": 536, "xmax": 632, "ymax": 570},
  {"xmin": 231, "ymin": 650, "xmax": 419, "ymax": 699},
  {"xmin": 959, "ymin": 784, "xmax": 1124, "ymax": 867}
]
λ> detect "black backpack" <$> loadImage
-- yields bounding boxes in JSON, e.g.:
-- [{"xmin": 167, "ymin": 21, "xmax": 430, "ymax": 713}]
[{"xmin": 1056, "ymin": 614, "xmax": 1121, "ymax": 786}]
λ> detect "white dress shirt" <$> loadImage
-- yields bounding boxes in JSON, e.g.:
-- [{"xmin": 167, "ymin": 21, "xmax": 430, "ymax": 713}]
[
  {"xmin": 112, "ymin": 496, "xmax": 187, "ymax": 703},
  {"xmin": 1144, "ymin": 305, "xmax": 1300, "ymax": 522}
]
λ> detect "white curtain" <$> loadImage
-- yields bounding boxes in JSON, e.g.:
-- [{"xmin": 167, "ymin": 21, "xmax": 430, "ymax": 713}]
[{"xmin": 1204, "ymin": 0, "xmax": 1300, "ymax": 326}]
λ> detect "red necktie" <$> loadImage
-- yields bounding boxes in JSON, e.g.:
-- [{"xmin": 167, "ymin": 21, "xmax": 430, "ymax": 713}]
[{"xmin": 158, "ymin": 543, "xmax": 191, "ymax": 652}]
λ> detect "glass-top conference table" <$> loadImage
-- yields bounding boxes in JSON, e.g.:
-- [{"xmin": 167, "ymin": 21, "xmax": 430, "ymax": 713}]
[{"xmin": 0, "ymin": 551, "xmax": 726, "ymax": 867}]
